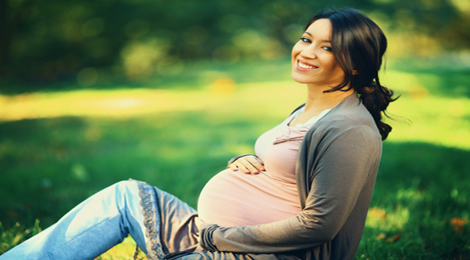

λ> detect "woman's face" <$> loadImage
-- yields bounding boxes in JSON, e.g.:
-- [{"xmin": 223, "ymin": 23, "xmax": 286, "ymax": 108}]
[{"xmin": 291, "ymin": 19, "xmax": 345, "ymax": 88}]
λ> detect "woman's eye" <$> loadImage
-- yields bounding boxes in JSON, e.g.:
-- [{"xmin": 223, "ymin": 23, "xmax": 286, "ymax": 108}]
[
  {"xmin": 322, "ymin": 46, "xmax": 332, "ymax": 52},
  {"xmin": 300, "ymin": 37, "xmax": 311, "ymax": 43}
]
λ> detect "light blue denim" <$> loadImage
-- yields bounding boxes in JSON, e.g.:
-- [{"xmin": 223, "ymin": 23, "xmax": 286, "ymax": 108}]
[
  {"xmin": 0, "ymin": 180, "xmax": 158, "ymax": 260},
  {"xmin": 0, "ymin": 180, "xmax": 257, "ymax": 260}
]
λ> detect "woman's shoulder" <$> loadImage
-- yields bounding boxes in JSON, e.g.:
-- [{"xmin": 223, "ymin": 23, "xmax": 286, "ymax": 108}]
[{"xmin": 307, "ymin": 95, "xmax": 381, "ymax": 140}]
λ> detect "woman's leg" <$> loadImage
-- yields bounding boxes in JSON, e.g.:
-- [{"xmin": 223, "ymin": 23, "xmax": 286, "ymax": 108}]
[
  {"xmin": 0, "ymin": 180, "xmax": 198, "ymax": 260},
  {"xmin": 137, "ymin": 180, "xmax": 199, "ymax": 259}
]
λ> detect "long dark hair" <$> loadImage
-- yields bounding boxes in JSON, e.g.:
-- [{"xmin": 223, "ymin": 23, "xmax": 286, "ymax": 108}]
[{"xmin": 306, "ymin": 8, "xmax": 397, "ymax": 140}]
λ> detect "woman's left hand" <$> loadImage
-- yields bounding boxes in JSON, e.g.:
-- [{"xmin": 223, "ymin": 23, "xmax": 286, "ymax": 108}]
[{"xmin": 229, "ymin": 155, "xmax": 265, "ymax": 175}]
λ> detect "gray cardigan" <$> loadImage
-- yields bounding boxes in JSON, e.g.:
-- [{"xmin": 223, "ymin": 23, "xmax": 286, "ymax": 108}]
[{"xmin": 199, "ymin": 93, "xmax": 382, "ymax": 260}]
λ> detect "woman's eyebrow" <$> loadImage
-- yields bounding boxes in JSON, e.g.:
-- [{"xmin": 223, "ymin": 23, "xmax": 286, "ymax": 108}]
[{"xmin": 304, "ymin": 31, "xmax": 331, "ymax": 43}]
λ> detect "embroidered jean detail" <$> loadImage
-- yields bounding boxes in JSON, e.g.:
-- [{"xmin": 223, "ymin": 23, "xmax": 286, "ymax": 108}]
[{"xmin": 137, "ymin": 181, "xmax": 166, "ymax": 259}]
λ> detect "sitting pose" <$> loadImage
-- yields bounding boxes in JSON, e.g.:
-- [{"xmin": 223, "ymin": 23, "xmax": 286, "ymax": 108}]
[{"xmin": 1, "ymin": 8, "xmax": 396, "ymax": 260}]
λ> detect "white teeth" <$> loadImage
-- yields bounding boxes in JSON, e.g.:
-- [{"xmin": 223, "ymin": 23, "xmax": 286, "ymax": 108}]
[{"xmin": 298, "ymin": 61, "xmax": 315, "ymax": 69}]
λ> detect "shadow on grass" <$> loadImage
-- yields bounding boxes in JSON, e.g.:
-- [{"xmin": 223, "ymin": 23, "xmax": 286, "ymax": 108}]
[
  {"xmin": 357, "ymin": 142, "xmax": 470, "ymax": 259},
  {"xmin": 0, "ymin": 112, "xmax": 262, "ymax": 228}
]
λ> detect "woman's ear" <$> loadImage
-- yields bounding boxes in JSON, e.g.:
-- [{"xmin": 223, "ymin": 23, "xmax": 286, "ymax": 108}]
[{"xmin": 352, "ymin": 68, "xmax": 359, "ymax": 75}]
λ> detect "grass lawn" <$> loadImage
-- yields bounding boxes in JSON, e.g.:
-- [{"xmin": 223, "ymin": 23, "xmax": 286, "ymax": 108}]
[{"xmin": 0, "ymin": 59, "xmax": 469, "ymax": 259}]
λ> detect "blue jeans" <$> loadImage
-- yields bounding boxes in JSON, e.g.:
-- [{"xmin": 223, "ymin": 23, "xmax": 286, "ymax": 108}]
[{"xmin": 0, "ymin": 180, "xmax": 199, "ymax": 260}]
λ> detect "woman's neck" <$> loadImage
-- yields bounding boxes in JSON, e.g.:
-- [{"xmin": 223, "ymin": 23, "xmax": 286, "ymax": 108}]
[
  {"xmin": 289, "ymin": 84, "xmax": 354, "ymax": 127},
  {"xmin": 304, "ymin": 84, "xmax": 354, "ymax": 114}
]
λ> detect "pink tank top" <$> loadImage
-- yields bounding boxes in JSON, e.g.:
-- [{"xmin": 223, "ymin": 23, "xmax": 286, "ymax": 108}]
[{"xmin": 197, "ymin": 109, "xmax": 330, "ymax": 227}]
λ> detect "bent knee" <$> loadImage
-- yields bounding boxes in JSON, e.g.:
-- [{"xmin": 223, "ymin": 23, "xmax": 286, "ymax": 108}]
[{"xmin": 112, "ymin": 180, "xmax": 140, "ymax": 195}]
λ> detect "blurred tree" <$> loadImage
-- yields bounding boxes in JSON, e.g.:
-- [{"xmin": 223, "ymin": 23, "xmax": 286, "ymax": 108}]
[
  {"xmin": 369, "ymin": 0, "xmax": 470, "ymax": 49},
  {"xmin": 0, "ymin": 0, "xmax": 31, "ymax": 76},
  {"xmin": 0, "ymin": 0, "xmax": 468, "ymax": 88}
]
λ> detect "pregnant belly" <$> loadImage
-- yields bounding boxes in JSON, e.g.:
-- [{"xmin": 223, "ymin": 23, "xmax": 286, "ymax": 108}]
[{"xmin": 197, "ymin": 169, "xmax": 300, "ymax": 227}]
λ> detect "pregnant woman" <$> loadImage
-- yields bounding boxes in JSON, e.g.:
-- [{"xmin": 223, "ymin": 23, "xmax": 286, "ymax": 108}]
[{"xmin": 1, "ymin": 8, "xmax": 396, "ymax": 260}]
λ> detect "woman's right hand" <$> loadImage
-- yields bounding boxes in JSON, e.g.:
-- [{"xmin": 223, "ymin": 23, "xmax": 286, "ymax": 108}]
[{"xmin": 229, "ymin": 156, "xmax": 265, "ymax": 175}]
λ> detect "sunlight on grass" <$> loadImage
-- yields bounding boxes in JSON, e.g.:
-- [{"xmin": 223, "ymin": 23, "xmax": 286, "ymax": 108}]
[
  {"xmin": 386, "ymin": 96, "xmax": 470, "ymax": 149},
  {"xmin": 396, "ymin": 188, "xmax": 425, "ymax": 202},
  {"xmin": 95, "ymin": 236, "xmax": 147, "ymax": 260},
  {"xmin": 366, "ymin": 206, "xmax": 410, "ymax": 231},
  {"xmin": 1, "ymin": 70, "xmax": 469, "ymax": 150},
  {"xmin": 0, "ymin": 81, "xmax": 303, "ymax": 122},
  {"xmin": 0, "ymin": 89, "xmax": 206, "ymax": 120},
  {"xmin": 383, "ymin": 71, "xmax": 470, "ymax": 150}
]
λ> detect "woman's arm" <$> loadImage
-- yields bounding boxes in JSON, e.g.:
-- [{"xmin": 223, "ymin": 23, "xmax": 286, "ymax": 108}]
[{"xmin": 200, "ymin": 125, "xmax": 381, "ymax": 253}]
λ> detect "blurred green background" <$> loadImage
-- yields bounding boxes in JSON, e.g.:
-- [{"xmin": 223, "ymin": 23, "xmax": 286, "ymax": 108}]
[
  {"xmin": 1, "ymin": 0, "xmax": 469, "ymax": 259},
  {"xmin": 1, "ymin": 0, "xmax": 470, "ymax": 90}
]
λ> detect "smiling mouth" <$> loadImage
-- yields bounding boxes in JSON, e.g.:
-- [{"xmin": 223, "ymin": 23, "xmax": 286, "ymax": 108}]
[{"xmin": 297, "ymin": 60, "xmax": 318, "ymax": 70}]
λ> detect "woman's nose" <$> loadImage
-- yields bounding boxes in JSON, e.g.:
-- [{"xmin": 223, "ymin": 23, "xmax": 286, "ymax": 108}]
[{"xmin": 300, "ymin": 47, "xmax": 317, "ymax": 59}]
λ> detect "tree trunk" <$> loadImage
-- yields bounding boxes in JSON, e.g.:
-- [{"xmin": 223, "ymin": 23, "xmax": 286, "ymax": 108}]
[{"xmin": 0, "ymin": 0, "xmax": 11, "ymax": 76}]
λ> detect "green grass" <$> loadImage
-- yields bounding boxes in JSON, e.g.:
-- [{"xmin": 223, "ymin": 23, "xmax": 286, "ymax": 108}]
[
  {"xmin": 0, "ymin": 59, "xmax": 469, "ymax": 259},
  {"xmin": 0, "ymin": 220, "xmax": 41, "ymax": 254}
]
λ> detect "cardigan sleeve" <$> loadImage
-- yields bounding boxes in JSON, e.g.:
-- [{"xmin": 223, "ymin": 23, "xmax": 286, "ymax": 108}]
[{"xmin": 199, "ymin": 125, "xmax": 381, "ymax": 253}]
